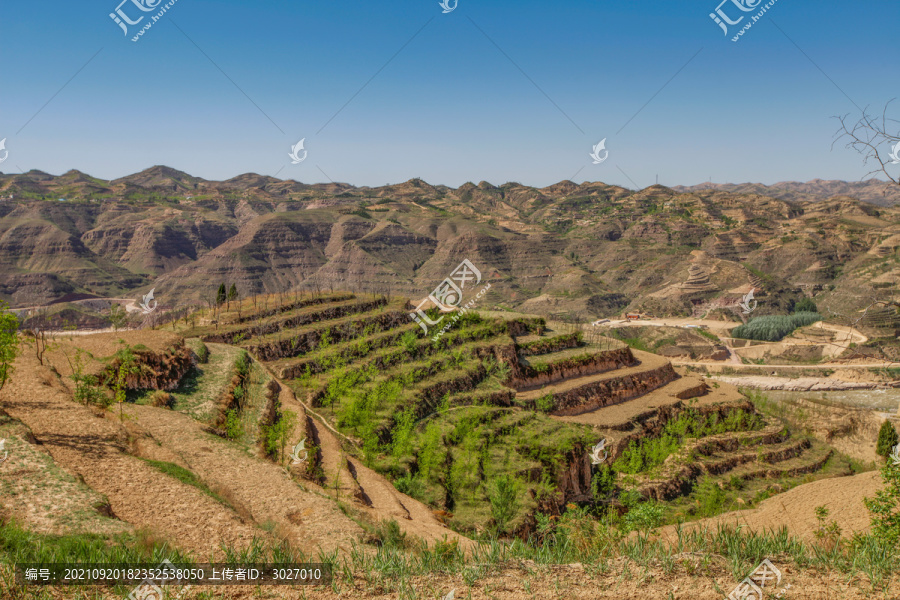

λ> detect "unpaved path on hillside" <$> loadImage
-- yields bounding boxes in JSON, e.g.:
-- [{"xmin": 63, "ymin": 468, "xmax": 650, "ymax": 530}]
[
  {"xmin": 125, "ymin": 403, "xmax": 365, "ymax": 556},
  {"xmin": 670, "ymin": 359, "xmax": 900, "ymax": 370},
  {"xmin": 658, "ymin": 471, "xmax": 882, "ymax": 543},
  {"xmin": 0, "ymin": 353, "xmax": 261, "ymax": 558}
]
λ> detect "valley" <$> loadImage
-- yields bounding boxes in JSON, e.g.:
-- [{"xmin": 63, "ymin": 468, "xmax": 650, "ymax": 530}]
[{"xmin": 1, "ymin": 172, "xmax": 899, "ymax": 599}]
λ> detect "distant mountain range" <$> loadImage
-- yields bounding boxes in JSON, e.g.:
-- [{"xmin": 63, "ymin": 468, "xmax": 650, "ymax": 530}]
[
  {"xmin": 0, "ymin": 167, "xmax": 898, "ymax": 330},
  {"xmin": 672, "ymin": 179, "xmax": 900, "ymax": 207}
]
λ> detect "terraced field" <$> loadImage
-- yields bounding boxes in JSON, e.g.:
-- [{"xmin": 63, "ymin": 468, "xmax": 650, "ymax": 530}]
[{"xmin": 187, "ymin": 292, "xmax": 860, "ymax": 535}]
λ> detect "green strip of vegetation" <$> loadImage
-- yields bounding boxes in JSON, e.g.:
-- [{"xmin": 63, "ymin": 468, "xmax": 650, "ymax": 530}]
[
  {"xmin": 731, "ymin": 312, "xmax": 822, "ymax": 342},
  {"xmin": 138, "ymin": 459, "xmax": 234, "ymax": 511}
]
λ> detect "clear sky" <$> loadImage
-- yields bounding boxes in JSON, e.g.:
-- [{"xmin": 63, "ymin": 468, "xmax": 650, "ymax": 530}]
[{"xmin": 2, "ymin": 0, "xmax": 898, "ymax": 189}]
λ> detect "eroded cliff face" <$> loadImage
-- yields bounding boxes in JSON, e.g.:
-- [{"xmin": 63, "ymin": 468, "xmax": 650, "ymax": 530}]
[
  {"xmin": 551, "ymin": 363, "xmax": 679, "ymax": 417},
  {"xmin": 515, "ymin": 443, "xmax": 593, "ymax": 538},
  {"xmin": 100, "ymin": 341, "xmax": 194, "ymax": 392},
  {"xmin": 512, "ymin": 347, "xmax": 635, "ymax": 391}
]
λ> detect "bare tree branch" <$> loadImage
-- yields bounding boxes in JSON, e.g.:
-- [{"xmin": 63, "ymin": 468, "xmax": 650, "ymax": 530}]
[{"xmin": 833, "ymin": 99, "xmax": 900, "ymax": 187}]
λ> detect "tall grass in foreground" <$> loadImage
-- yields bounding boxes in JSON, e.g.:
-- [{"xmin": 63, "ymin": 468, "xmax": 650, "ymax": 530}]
[
  {"xmin": 342, "ymin": 513, "xmax": 898, "ymax": 597},
  {"xmin": 2, "ymin": 510, "xmax": 897, "ymax": 599}
]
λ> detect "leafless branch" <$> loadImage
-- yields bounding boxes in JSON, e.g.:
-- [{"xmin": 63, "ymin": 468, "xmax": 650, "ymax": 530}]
[{"xmin": 833, "ymin": 99, "xmax": 900, "ymax": 187}]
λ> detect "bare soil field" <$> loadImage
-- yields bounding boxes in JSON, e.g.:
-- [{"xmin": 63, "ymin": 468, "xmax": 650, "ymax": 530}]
[{"xmin": 658, "ymin": 471, "xmax": 882, "ymax": 543}]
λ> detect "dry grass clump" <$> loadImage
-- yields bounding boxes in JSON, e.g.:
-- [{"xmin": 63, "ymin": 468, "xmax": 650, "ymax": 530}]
[{"xmin": 150, "ymin": 390, "xmax": 175, "ymax": 409}]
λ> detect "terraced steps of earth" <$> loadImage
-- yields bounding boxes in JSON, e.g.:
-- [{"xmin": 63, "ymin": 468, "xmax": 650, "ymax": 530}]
[
  {"xmin": 0, "ymin": 352, "xmax": 263, "ymax": 558},
  {"xmin": 200, "ymin": 296, "xmax": 374, "ymax": 340},
  {"xmin": 124, "ymin": 403, "xmax": 365, "ymax": 556},
  {"xmin": 723, "ymin": 442, "xmax": 834, "ymax": 481},
  {"xmin": 251, "ymin": 358, "xmax": 475, "ymax": 550},
  {"xmin": 200, "ymin": 296, "xmax": 401, "ymax": 345},
  {"xmin": 551, "ymin": 375, "xmax": 732, "ymax": 432},
  {"xmin": 695, "ymin": 437, "xmax": 812, "ymax": 476},
  {"xmin": 522, "ymin": 345, "xmax": 624, "ymax": 367},
  {"xmin": 269, "ymin": 322, "xmax": 421, "ymax": 378},
  {"xmin": 516, "ymin": 350, "xmax": 678, "ymax": 416},
  {"xmin": 638, "ymin": 436, "xmax": 832, "ymax": 502},
  {"xmin": 657, "ymin": 470, "xmax": 881, "ymax": 542},
  {"xmin": 514, "ymin": 332, "xmax": 584, "ymax": 356},
  {"xmin": 513, "ymin": 345, "xmax": 634, "ymax": 391}
]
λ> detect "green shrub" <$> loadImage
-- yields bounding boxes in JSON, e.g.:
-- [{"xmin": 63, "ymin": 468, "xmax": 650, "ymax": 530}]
[
  {"xmin": 864, "ymin": 454, "xmax": 900, "ymax": 545},
  {"xmin": 391, "ymin": 409, "xmax": 415, "ymax": 458},
  {"xmin": 694, "ymin": 476, "xmax": 727, "ymax": 517},
  {"xmin": 74, "ymin": 376, "xmax": 110, "ymax": 407},
  {"xmin": 400, "ymin": 330, "xmax": 418, "ymax": 355},
  {"xmin": 876, "ymin": 421, "xmax": 899, "ymax": 460},
  {"xmin": 234, "ymin": 351, "xmax": 251, "ymax": 378},
  {"xmin": 488, "ymin": 475, "xmax": 521, "ymax": 535},
  {"xmin": 263, "ymin": 410, "xmax": 298, "ymax": 466},
  {"xmin": 623, "ymin": 502, "xmax": 664, "ymax": 532},
  {"xmin": 224, "ymin": 409, "xmax": 243, "ymax": 440},
  {"xmin": 393, "ymin": 473, "xmax": 426, "ymax": 501},
  {"xmin": 535, "ymin": 393, "xmax": 555, "ymax": 413},
  {"xmin": 794, "ymin": 298, "xmax": 818, "ymax": 313},
  {"xmin": 417, "ymin": 423, "xmax": 444, "ymax": 483},
  {"xmin": 371, "ymin": 519, "xmax": 408, "ymax": 548},
  {"xmin": 591, "ymin": 465, "xmax": 617, "ymax": 501}
]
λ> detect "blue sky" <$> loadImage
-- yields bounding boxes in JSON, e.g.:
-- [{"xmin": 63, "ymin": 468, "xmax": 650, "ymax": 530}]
[{"xmin": 2, "ymin": 0, "xmax": 898, "ymax": 188}]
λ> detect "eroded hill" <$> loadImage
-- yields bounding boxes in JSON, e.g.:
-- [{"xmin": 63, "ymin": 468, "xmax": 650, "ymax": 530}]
[{"xmin": 1, "ymin": 170, "xmax": 899, "ymax": 332}]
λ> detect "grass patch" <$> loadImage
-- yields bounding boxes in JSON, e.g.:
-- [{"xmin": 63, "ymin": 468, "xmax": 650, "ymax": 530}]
[{"xmin": 138, "ymin": 459, "xmax": 233, "ymax": 511}]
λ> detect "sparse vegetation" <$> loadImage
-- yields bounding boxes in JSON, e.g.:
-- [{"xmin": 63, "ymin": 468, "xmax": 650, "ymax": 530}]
[{"xmin": 0, "ymin": 301, "xmax": 19, "ymax": 393}]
